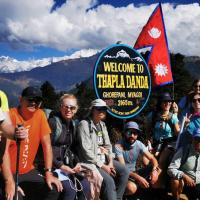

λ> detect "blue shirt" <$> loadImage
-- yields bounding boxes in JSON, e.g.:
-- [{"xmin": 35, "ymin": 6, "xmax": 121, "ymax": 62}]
[
  {"xmin": 114, "ymin": 140, "xmax": 147, "ymax": 172},
  {"xmin": 147, "ymin": 112, "xmax": 179, "ymax": 141},
  {"xmin": 187, "ymin": 115, "xmax": 200, "ymax": 135}
]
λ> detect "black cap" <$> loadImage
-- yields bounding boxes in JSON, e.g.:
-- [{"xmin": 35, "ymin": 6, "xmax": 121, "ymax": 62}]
[
  {"xmin": 21, "ymin": 86, "xmax": 42, "ymax": 100},
  {"xmin": 158, "ymin": 92, "xmax": 173, "ymax": 102}
]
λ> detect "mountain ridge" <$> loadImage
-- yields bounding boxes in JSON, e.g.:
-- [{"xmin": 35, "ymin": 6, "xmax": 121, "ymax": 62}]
[
  {"xmin": 0, "ymin": 49, "xmax": 98, "ymax": 73},
  {"xmin": 0, "ymin": 52, "xmax": 199, "ymax": 107}
]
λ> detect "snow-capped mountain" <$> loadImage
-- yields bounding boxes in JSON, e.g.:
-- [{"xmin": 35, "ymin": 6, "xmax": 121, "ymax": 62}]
[{"xmin": 0, "ymin": 49, "xmax": 99, "ymax": 73}]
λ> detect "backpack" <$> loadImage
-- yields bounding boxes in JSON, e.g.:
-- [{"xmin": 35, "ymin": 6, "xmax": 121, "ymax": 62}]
[
  {"xmin": 44, "ymin": 108, "xmax": 80, "ymax": 168},
  {"xmin": 152, "ymin": 111, "xmax": 174, "ymax": 132},
  {"xmin": 86, "ymin": 118, "xmax": 106, "ymax": 142},
  {"xmin": 151, "ymin": 111, "xmax": 175, "ymax": 141},
  {"xmin": 43, "ymin": 108, "xmax": 63, "ymax": 144}
]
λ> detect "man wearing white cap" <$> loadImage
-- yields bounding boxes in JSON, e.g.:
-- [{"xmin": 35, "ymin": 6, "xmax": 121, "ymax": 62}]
[
  {"xmin": 115, "ymin": 121, "xmax": 159, "ymax": 198},
  {"xmin": 77, "ymin": 99, "xmax": 129, "ymax": 200}
]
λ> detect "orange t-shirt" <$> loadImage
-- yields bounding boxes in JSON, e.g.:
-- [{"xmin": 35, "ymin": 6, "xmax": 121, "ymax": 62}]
[{"xmin": 9, "ymin": 108, "xmax": 51, "ymax": 174}]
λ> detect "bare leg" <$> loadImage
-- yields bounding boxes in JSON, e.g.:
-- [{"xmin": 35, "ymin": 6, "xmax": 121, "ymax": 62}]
[{"xmin": 170, "ymin": 178, "xmax": 183, "ymax": 200}]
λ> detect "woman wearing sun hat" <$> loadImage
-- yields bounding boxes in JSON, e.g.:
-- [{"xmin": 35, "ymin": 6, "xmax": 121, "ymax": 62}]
[
  {"xmin": 145, "ymin": 92, "xmax": 180, "ymax": 156},
  {"xmin": 77, "ymin": 99, "xmax": 129, "ymax": 200},
  {"xmin": 144, "ymin": 92, "xmax": 180, "ymax": 191}
]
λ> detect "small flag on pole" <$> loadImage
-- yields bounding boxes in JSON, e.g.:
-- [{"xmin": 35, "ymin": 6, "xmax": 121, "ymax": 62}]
[{"xmin": 134, "ymin": 3, "xmax": 173, "ymax": 87}]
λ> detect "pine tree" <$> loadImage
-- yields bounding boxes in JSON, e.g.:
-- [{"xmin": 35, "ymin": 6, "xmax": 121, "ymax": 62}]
[
  {"xmin": 75, "ymin": 80, "xmax": 96, "ymax": 119},
  {"xmin": 40, "ymin": 81, "xmax": 59, "ymax": 110},
  {"xmin": 171, "ymin": 53, "xmax": 193, "ymax": 101}
]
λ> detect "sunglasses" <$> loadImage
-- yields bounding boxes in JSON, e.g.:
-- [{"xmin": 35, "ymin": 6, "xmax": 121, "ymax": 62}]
[
  {"xmin": 162, "ymin": 100, "xmax": 172, "ymax": 103},
  {"xmin": 192, "ymin": 98, "xmax": 200, "ymax": 103},
  {"xmin": 194, "ymin": 85, "xmax": 200, "ymax": 88},
  {"xmin": 126, "ymin": 129, "xmax": 139, "ymax": 136},
  {"xmin": 94, "ymin": 106, "xmax": 107, "ymax": 112},
  {"xmin": 62, "ymin": 105, "xmax": 76, "ymax": 111},
  {"xmin": 25, "ymin": 97, "xmax": 41, "ymax": 105}
]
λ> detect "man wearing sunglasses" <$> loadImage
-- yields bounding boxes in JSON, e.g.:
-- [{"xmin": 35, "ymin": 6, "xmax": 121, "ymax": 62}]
[
  {"xmin": 5, "ymin": 86, "xmax": 63, "ymax": 200},
  {"xmin": 77, "ymin": 99, "xmax": 129, "ymax": 200},
  {"xmin": 168, "ymin": 128, "xmax": 200, "ymax": 200},
  {"xmin": 115, "ymin": 121, "xmax": 159, "ymax": 198}
]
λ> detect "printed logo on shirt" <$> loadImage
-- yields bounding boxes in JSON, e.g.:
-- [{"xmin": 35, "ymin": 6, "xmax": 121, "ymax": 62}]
[
  {"xmin": 21, "ymin": 127, "xmax": 30, "ymax": 168},
  {"xmin": 97, "ymin": 131, "xmax": 103, "ymax": 145}
]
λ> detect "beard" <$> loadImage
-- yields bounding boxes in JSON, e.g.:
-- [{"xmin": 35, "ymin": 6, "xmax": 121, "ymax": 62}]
[{"xmin": 125, "ymin": 137, "xmax": 135, "ymax": 145}]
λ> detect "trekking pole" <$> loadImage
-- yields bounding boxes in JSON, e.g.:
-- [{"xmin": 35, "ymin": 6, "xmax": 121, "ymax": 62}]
[{"xmin": 14, "ymin": 124, "xmax": 22, "ymax": 200}]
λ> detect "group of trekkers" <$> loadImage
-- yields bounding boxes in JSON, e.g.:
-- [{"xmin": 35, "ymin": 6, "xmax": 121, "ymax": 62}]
[{"xmin": 0, "ymin": 78, "xmax": 199, "ymax": 200}]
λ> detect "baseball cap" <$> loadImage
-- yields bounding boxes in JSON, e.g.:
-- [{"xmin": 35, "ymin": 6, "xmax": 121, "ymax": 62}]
[
  {"xmin": 90, "ymin": 99, "xmax": 108, "ymax": 109},
  {"xmin": 193, "ymin": 128, "xmax": 200, "ymax": 138},
  {"xmin": 21, "ymin": 86, "xmax": 42, "ymax": 100},
  {"xmin": 124, "ymin": 121, "xmax": 141, "ymax": 132}
]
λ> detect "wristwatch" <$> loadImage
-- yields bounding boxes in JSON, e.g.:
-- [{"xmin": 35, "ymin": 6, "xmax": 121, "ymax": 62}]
[{"xmin": 44, "ymin": 168, "xmax": 52, "ymax": 172}]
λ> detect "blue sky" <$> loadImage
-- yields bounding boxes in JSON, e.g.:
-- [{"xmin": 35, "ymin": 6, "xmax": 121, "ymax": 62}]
[
  {"xmin": 53, "ymin": 0, "xmax": 198, "ymax": 9},
  {"xmin": 0, "ymin": 0, "xmax": 199, "ymax": 60}
]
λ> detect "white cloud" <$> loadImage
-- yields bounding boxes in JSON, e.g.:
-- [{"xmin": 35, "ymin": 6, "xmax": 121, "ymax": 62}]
[{"xmin": 0, "ymin": 0, "xmax": 200, "ymax": 56}]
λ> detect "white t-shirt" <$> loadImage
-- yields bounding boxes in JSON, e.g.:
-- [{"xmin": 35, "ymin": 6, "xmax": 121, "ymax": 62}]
[{"xmin": 0, "ymin": 108, "xmax": 5, "ymax": 122}]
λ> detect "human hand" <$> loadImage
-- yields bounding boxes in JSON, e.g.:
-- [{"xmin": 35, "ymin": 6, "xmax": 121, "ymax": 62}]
[
  {"xmin": 184, "ymin": 113, "xmax": 192, "ymax": 128},
  {"xmin": 110, "ymin": 167, "xmax": 116, "ymax": 177},
  {"xmin": 147, "ymin": 140, "xmax": 153, "ymax": 152},
  {"xmin": 17, "ymin": 186, "xmax": 25, "ymax": 197},
  {"xmin": 4, "ymin": 179, "xmax": 15, "ymax": 200},
  {"xmin": 45, "ymin": 172, "xmax": 63, "ymax": 192},
  {"xmin": 172, "ymin": 102, "xmax": 178, "ymax": 114},
  {"xmin": 137, "ymin": 176, "xmax": 150, "ymax": 188},
  {"xmin": 101, "ymin": 164, "xmax": 116, "ymax": 177},
  {"xmin": 73, "ymin": 163, "xmax": 82, "ymax": 173},
  {"xmin": 183, "ymin": 174, "xmax": 195, "ymax": 187},
  {"xmin": 4, "ymin": 180, "xmax": 25, "ymax": 200},
  {"xmin": 61, "ymin": 165, "xmax": 75, "ymax": 174},
  {"xmin": 101, "ymin": 164, "xmax": 112, "ymax": 174},
  {"xmin": 15, "ymin": 125, "xmax": 29, "ymax": 140},
  {"xmin": 149, "ymin": 169, "xmax": 159, "ymax": 185},
  {"xmin": 107, "ymin": 162, "xmax": 116, "ymax": 177},
  {"xmin": 100, "ymin": 146, "xmax": 109, "ymax": 155}
]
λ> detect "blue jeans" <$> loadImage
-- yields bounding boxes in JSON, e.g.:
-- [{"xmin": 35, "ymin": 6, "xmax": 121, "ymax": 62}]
[{"xmin": 98, "ymin": 160, "xmax": 129, "ymax": 200}]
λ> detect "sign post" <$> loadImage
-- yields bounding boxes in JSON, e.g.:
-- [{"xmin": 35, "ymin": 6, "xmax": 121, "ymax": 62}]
[{"xmin": 94, "ymin": 44, "xmax": 151, "ymax": 119}]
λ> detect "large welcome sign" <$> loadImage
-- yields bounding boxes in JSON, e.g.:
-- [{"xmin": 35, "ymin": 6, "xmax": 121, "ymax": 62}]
[{"xmin": 94, "ymin": 44, "xmax": 151, "ymax": 119}]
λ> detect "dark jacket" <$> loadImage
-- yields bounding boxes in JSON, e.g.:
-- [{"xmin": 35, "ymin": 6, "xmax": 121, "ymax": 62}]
[{"xmin": 49, "ymin": 113, "xmax": 78, "ymax": 169}]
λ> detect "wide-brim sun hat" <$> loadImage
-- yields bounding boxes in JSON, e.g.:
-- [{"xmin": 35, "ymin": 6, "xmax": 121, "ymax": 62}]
[
  {"xmin": 157, "ymin": 92, "xmax": 174, "ymax": 102},
  {"xmin": 124, "ymin": 121, "xmax": 141, "ymax": 132},
  {"xmin": 90, "ymin": 99, "xmax": 108, "ymax": 109}
]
